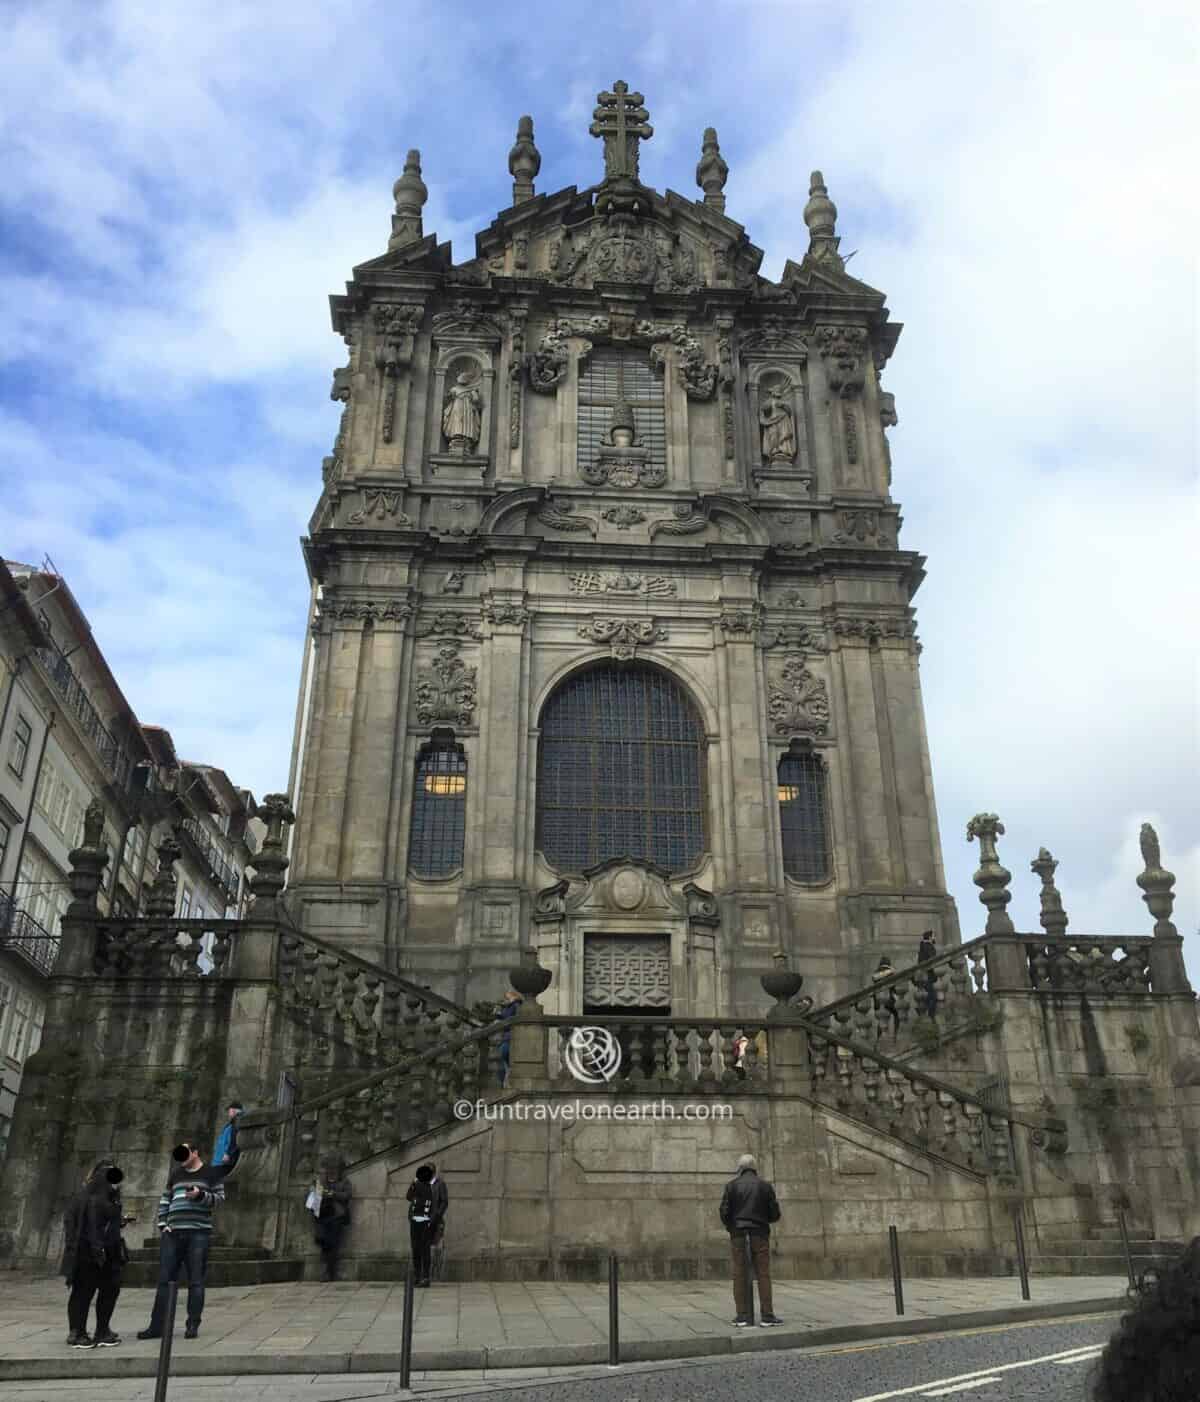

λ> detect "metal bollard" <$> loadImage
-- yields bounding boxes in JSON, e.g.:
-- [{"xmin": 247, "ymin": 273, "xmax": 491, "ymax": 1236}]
[
  {"xmin": 608, "ymin": 1251, "xmax": 620, "ymax": 1366},
  {"xmin": 888, "ymin": 1225, "xmax": 905, "ymax": 1316},
  {"xmin": 398, "ymin": 1261, "xmax": 415, "ymax": 1390},
  {"xmin": 1013, "ymin": 1207, "xmax": 1031, "ymax": 1301},
  {"xmin": 1117, "ymin": 1207, "xmax": 1136, "ymax": 1290},
  {"xmin": 152, "ymin": 1279, "xmax": 180, "ymax": 1402},
  {"xmin": 743, "ymin": 1231, "xmax": 757, "ymax": 1326}
]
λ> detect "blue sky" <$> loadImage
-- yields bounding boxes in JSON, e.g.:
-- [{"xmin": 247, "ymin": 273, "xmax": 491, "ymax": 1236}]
[{"xmin": 1, "ymin": 2, "xmax": 1195, "ymax": 967}]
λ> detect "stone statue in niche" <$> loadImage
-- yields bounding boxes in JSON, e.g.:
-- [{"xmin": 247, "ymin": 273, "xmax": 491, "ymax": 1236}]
[
  {"xmin": 759, "ymin": 383, "xmax": 796, "ymax": 464},
  {"xmin": 442, "ymin": 368, "xmax": 483, "ymax": 455}
]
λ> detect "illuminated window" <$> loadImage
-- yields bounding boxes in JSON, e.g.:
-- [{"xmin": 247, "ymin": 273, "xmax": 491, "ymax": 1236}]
[
  {"xmin": 778, "ymin": 750, "xmax": 831, "ymax": 883},
  {"xmin": 408, "ymin": 738, "xmax": 467, "ymax": 878},
  {"xmin": 537, "ymin": 663, "xmax": 707, "ymax": 874}
]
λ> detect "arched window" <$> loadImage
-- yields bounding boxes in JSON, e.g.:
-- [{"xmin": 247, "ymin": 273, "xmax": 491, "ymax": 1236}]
[
  {"xmin": 537, "ymin": 664, "xmax": 707, "ymax": 874},
  {"xmin": 778, "ymin": 750, "xmax": 831, "ymax": 883},
  {"xmin": 408, "ymin": 737, "xmax": 467, "ymax": 878}
]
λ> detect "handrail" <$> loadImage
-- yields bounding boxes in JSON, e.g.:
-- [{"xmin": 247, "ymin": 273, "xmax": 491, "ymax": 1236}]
[{"xmin": 810, "ymin": 934, "xmax": 993, "ymax": 1023}]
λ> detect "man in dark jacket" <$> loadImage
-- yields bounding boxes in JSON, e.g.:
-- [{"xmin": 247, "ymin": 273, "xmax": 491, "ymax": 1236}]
[
  {"xmin": 719, "ymin": 1154, "xmax": 782, "ymax": 1327},
  {"xmin": 62, "ymin": 1161, "xmax": 129, "ymax": 1348},
  {"xmin": 406, "ymin": 1165, "xmax": 444, "ymax": 1287},
  {"xmin": 137, "ymin": 1136, "xmax": 234, "ymax": 1342},
  {"xmin": 312, "ymin": 1158, "xmax": 353, "ymax": 1282}
]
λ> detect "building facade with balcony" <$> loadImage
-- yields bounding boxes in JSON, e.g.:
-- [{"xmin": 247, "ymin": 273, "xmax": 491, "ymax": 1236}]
[{"xmin": 0, "ymin": 559, "xmax": 257, "ymax": 1154}]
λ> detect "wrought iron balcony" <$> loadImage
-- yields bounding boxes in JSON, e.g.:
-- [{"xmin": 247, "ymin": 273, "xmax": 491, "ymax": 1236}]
[
  {"xmin": 178, "ymin": 817, "xmax": 242, "ymax": 908},
  {"xmin": 0, "ymin": 891, "xmax": 60, "ymax": 976},
  {"xmin": 36, "ymin": 646, "xmax": 131, "ymax": 787}
]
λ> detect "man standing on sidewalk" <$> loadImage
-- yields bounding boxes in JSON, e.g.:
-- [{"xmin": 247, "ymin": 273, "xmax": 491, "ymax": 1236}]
[
  {"xmin": 137, "ymin": 1137, "xmax": 234, "ymax": 1342},
  {"xmin": 719, "ymin": 1153, "xmax": 783, "ymax": 1328}
]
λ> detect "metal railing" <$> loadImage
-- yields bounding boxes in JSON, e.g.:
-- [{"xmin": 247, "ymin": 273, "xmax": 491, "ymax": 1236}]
[
  {"xmin": 179, "ymin": 817, "xmax": 241, "ymax": 907},
  {"xmin": 0, "ymin": 892, "xmax": 60, "ymax": 976},
  {"xmin": 36, "ymin": 646, "xmax": 131, "ymax": 786}
]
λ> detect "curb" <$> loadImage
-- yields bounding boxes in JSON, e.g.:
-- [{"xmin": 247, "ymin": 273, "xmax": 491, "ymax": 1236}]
[{"xmin": 0, "ymin": 1296, "xmax": 1126, "ymax": 1381}]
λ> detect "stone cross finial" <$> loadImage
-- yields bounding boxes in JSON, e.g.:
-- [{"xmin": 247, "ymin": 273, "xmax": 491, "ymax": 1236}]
[
  {"xmin": 804, "ymin": 170, "xmax": 843, "ymax": 268},
  {"xmin": 389, "ymin": 149, "xmax": 428, "ymax": 250},
  {"xmin": 1031, "ymin": 847, "xmax": 1069, "ymax": 937},
  {"xmin": 966, "ymin": 813, "xmax": 1015, "ymax": 935},
  {"xmin": 1136, "ymin": 822, "xmax": 1178, "ymax": 938},
  {"xmin": 695, "ymin": 127, "xmax": 728, "ymax": 212},
  {"xmin": 250, "ymin": 792, "xmax": 297, "ymax": 902},
  {"xmin": 590, "ymin": 79, "xmax": 653, "ymax": 182},
  {"xmin": 509, "ymin": 115, "xmax": 541, "ymax": 205}
]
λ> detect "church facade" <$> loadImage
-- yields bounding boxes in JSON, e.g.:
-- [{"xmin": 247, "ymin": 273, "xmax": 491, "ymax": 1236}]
[{"xmin": 286, "ymin": 83, "xmax": 959, "ymax": 1017}]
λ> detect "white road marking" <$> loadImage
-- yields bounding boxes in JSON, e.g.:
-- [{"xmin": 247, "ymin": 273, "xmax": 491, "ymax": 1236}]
[
  {"xmin": 922, "ymin": 1377, "xmax": 1003, "ymax": 1396},
  {"xmin": 853, "ymin": 1340, "xmax": 1110, "ymax": 1401}
]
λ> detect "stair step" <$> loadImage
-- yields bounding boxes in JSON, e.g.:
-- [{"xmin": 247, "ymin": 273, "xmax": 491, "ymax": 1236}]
[{"xmin": 121, "ymin": 1256, "xmax": 305, "ymax": 1288}]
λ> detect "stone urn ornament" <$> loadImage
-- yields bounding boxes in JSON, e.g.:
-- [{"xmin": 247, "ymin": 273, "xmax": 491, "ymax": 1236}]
[
  {"xmin": 509, "ymin": 948, "xmax": 552, "ymax": 1003},
  {"xmin": 761, "ymin": 949, "xmax": 804, "ymax": 1017}
]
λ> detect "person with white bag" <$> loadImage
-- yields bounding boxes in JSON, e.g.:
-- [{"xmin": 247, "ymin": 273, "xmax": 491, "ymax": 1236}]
[{"xmin": 306, "ymin": 1158, "xmax": 352, "ymax": 1282}]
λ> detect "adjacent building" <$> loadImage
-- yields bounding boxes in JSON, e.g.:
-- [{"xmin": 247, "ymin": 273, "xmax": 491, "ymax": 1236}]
[{"xmin": 0, "ymin": 558, "xmax": 257, "ymax": 1155}]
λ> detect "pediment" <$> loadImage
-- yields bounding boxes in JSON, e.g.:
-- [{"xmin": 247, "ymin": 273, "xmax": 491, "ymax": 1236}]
[
  {"xmin": 568, "ymin": 858, "xmax": 684, "ymax": 917},
  {"xmin": 780, "ymin": 255, "xmax": 886, "ymax": 302}
]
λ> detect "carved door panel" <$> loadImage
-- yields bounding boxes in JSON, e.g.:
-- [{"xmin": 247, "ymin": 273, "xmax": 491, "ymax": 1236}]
[{"xmin": 583, "ymin": 934, "xmax": 671, "ymax": 1010}]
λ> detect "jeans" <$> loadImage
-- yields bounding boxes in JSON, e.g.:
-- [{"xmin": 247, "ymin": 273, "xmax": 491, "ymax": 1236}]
[
  {"xmin": 68, "ymin": 1260, "xmax": 122, "ymax": 1335},
  {"xmin": 315, "ymin": 1218, "xmax": 348, "ymax": 1281},
  {"xmin": 148, "ymin": 1230, "xmax": 211, "ymax": 1330},
  {"xmin": 729, "ymin": 1230, "xmax": 774, "ymax": 1317}
]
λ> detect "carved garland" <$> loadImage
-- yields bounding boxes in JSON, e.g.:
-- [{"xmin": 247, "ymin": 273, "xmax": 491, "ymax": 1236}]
[
  {"xmin": 525, "ymin": 316, "xmax": 718, "ymax": 400},
  {"xmin": 373, "ymin": 302, "xmax": 423, "ymax": 443},
  {"xmin": 414, "ymin": 643, "xmax": 478, "ymax": 727},
  {"xmin": 578, "ymin": 617, "xmax": 668, "ymax": 661},
  {"xmin": 346, "ymin": 489, "xmax": 411, "ymax": 526},
  {"xmin": 767, "ymin": 654, "xmax": 831, "ymax": 737}
]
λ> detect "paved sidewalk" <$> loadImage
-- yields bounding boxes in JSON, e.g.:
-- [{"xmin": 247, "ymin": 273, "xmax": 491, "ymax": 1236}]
[{"xmin": 0, "ymin": 1273, "xmax": 1129, "ymax": 1381}]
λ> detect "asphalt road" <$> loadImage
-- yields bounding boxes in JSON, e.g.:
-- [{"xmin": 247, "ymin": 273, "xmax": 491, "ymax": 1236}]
[{"xmin": 459, "ymin": 1312, "xmax": 1119, "ymax": 1402}]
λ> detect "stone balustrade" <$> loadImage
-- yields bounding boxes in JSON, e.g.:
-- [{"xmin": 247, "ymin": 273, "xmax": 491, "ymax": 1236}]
[
  {"xmin": 544, "ymin": 1017, "xmax": 769, "ymax": 1089},
  {"xmin": 277, "ymin": 926, "xmax": 486, "ymax": 1068},
  {"xmin": 1026, "ymin": 936, "xmax": 1152, "ymax": 994},
  {"xmin": 93, "ymin": 917, "xmax": 237, "ymax": 978}
]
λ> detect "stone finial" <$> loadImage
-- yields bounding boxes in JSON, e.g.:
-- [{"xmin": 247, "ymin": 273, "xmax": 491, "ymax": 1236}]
[
  {"xmin": 509, "ymin": 947, "xmax": 552, "ymax": 1007},
  {"xmin": 804, "ymin": 170, "xmax": 843, "ymax": 268},
  {"xmin": 508, "ymin": 115, "xmax": 541, "ymax": 205},
  {"xmin": 144, "ymin": 834, "xmax": 182, "ymax": 918},
  {"xmin": 249, "ymin": 793, "xmax": 296, "ymax": 902},
  {"xmin": 67, "ymin": 801, "xmax": 111, "ymax": 914},
  {"xmin": 590, "ymin": 79, "xmax": 653, "ymax": 184},
  {"xmin": 966, "ymin": 814, "xmax": 1015, "ymax": 935},
  {"xmin": 1136, "ymin": 822, "xmax": 1178, "ymax": 938},
  {"xmin": 389, "ymin": 149, "xmax": 428, "ymax": 251},
  {"xmin": 82, "ymin": 798, "xmax": 106, "ymax": 850},
  {"xmin": 608, "ymin": 396, "xmax": 636, "ymax": 446},
  {"xmin": 695, "ymin": 127, "xmax": 728, "ymax": 212},
  {"xmin": 1031, "ymin": 847, "xmax": 1069, "ymax": 937}
]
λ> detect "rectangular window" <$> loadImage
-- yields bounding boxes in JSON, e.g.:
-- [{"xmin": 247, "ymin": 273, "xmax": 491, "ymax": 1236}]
[
  {"xmin": 577, "ymin": 348, "xmax": 666, "ymax": 479},
  {"xmin": 0, "ymin": 981, "xmax": 11, "ymax": 1052},
  {"xmin": 179, "ymin": 886, "xmax": 192, "ymax": 918},
  {"xmin": 28, "ymin": 1003, "xmax": 44, "ymax": 1059},
  {"xmin": 8, "ymin": 716, "xmax": 33, "ymax": 779},
  {"xmin": 193, "ymin": 902, "xmax": 206, "ymax": 921},
  {"xmin": 50, "ymin": 779, "xmax": 71, "ymax": 835},
  {"xmin": 0, "ymin": 818, "xmax": 10, "ymax": 877},
  {"xmin": 33, "ymin": 759, "xmax": 55, "ymax": 813},
  {"xmin": 5, "ymin": 993, "xmax": 31, "ymax": 1061}
]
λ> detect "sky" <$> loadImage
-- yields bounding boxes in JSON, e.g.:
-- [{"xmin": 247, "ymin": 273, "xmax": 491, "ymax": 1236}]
[{"xmin": 1, "ymin": 1, "xmax": 1196, "ymax": 974}]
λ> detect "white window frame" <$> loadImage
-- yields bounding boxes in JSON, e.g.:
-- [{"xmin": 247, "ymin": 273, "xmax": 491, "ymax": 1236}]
[{"xmin": 8, "ymin": 715, "xmax": 32, "ymax": 779}]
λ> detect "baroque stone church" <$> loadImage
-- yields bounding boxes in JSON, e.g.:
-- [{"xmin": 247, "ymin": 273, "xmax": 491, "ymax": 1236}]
[{"xmin": 286, "ymin": 79, "xmax": 958, "ymax": 1017}]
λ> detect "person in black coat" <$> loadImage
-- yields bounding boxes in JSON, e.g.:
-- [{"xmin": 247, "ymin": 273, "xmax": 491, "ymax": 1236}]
[
  {"xmin": 312, "ymin": 1159, "xmax": 353, "ymax": 1283},
  {"xmin": 62, "ymin": 1161, "xmax": 130, "ymax": 1348},
  {"xmin": 406, "ymin": 1165, "xmax": 444, "ymax": 1287},
  {"xmin": 719, "ymin": 1154, "xmax": 783, "ymax": 1327}
]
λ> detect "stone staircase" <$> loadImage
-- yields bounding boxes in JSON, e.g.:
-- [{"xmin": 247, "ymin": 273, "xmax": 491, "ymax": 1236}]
[{"xmin": 123, "ymin": 1239, "xmax": 304, "ymax": 1288}]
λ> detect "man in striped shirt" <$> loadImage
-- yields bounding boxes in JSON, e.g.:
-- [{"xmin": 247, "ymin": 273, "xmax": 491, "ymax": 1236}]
[{"xmin": 136, "ymin": 1138, "xmax": 234, "ymax": 1341}]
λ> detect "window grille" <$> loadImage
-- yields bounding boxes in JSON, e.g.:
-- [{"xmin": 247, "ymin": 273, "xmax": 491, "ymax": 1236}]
[
  {"xmin": 778, "ymin": 751, "xmax": 832, "ymax": 883},
  {"xmin": 577, "ymin": 349, "xmax": 665, "ymax": 475},
  {"xmin": 408, "ymin": 740, "xmax": 468, "ymax": 878},
  {"xmin": 537, "ymin": 664, "xmax": 707, "ymax": 874}
]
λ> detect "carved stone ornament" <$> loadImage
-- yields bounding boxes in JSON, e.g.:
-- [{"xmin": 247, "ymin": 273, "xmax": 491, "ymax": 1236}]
[
  {"xmin": 767, "ymin": 654, "xmax": 831, "ymax": 737},
  {"xmin": 764, "ymin": 622, "xmax": 827, "ymax": 652},
  {"xmin": 578, "ymin": 616, "xmax": 668, "ymax": 661},
  {"xmin": 373, "ymin": 302, "xmax": 423, "ymax": 443},
  {"xmin": 831, "ymin": 509, "xmax": 892, "ymax": 547},
  {"xmin": 320, "ymin": 596, "xmax": 412, "ymax": 626},
  {"xmin": 527, "ymin": 319, "xmax": 573, "ymax": 392},
  {"xmin": 414, "ymin": 643, "xmax": 478, "ymax": 727},
  {"xmin": 718, "ymin": 607, "xmax": 762, "ymax": 638},
  {"xmin": 323, "ymin": 360, "xmax": 353, "ymax": 483},
  {"xmin": 441, "ymin": 367, "xmax": 483, "ymax": 455},
  {"xmin": 568, "ymin": 570, "xmax": 677, "ymax": 598},
  {"xmin": 412, "ymin": 610, "xmax": 484, "ymax": 640},
  {"xmin": 602, "ymin": 504, "xmax": 646, "ymax": 530},
  {"xmin": 581, "ymin": 396, "xmax": 666, "ymax": 489},
  {"xmin": 82, "ymin": 798, "xmax": 106, "ymax": 850},
  {"xmin": 815, "ymin": 325, "xmax": 868, "ymax": 398},
  {"xmin": 759, "ymin": 382, "xmax": 797, "ymax": 464},
  {"xmin": 442, "ymin": 570, "xmax": 466, "ymax": 594},
  {"xmin": 831, "ymin": 616, "xmax": 918, "ymax": 647},
  {"xmin": 646, "ymin": 323, "xmax": 718, "ymax": 400},
  {"xmin": 483, "ymin": 600, "xmax": 531, "ymax": 629},
  {"xmin": 537, "ymin": 499, "xmax": 598, "ymax": 537},
  {"xmin": 508, "ymin": 307, "xmax": 527, "ymax": 448},
  {"xmin": 648, "ymin": 502, "xmax": 710, "ymax": 540},
  {"xmin": 346, "ymin": 489, "xmax": 412, "ymax": 526}
]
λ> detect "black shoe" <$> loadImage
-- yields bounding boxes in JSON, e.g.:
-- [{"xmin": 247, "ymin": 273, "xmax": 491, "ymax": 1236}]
[
  {"xmin": 67, "ymin": 1331, "xmax": 93, "ymax": 1348},
  {"xmin": 732, "ymin": 1316, "xmax": 751, "ymax": 1327},
  {"xmin": 759, "ymin": 1314, "xmax": 784, "ymax": 1327},
  {"xmin": 136, "ymin": 1329, "xmax": 162, "ymax": 1341},
  {"xmin": 184, "ymin": 1322, "xmax": 199, "ymax": 1340},
  {"xmin": 93, "ymin": 1330, "xmax": 121, "ymax": 1347}
]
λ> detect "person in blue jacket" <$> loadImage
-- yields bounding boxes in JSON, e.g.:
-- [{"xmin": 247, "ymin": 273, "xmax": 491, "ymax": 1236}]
[{"xmin": 213, "ymin": 1100, "xmax": 243, "ymax": 1167}]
